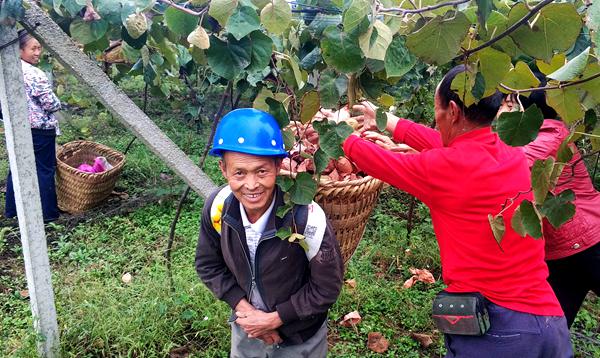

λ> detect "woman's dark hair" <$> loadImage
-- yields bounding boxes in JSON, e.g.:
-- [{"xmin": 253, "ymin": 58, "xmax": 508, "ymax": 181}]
[
  {"xmin": 513, "ymin": 72, "xmax": 557, "ymax": 119},
  {"xmin": 17, "ymin": 29, "xmax": 34, "ymax": 50},
  {"xmin": 437, "ymin": 65, "xmax": 503, "ymax": 125}
]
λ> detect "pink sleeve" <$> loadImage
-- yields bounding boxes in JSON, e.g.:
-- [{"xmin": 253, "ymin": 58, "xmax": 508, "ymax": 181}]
[
  {"xmin": 343, "ymin": 135, "xmax": 432, "ymax": 203},
  {"xmin": 523, "ymin": 120, "xmax": 569, "ymax": 167},
  {"xmin": 393, "ymin": 119, "xmax": 443, "ymax": 151}
]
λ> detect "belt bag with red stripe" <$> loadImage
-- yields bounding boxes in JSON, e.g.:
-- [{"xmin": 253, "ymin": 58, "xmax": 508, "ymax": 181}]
[{"xmin": 432, "ymin": 291, "xmax": 490, "ymax": 336}]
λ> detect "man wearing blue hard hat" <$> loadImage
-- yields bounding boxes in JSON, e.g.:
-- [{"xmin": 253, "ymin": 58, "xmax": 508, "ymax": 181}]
[{"xmin": 195, "ymin": 108, "xmax": 344, "ymax": 357}]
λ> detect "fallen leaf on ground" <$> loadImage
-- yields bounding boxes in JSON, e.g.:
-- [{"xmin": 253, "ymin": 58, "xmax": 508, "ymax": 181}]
[
  {"xmin": 403, "ymin": 268, "xmax": 435, "ymax": 288},
  {"xmin": 345, "ymin": 279, "xmax": 357, "ymax": 289},
  {"xmin": 19, "ymin": 290, "xmax": 29, "ymax": 298},
  {"xmin": 169, "ymin": 345, "xmax": 191, "ymax": 358},
  {"xmin": 367, "ymin": 332, "xmax": 389, "ymax": 353},
  {"xmin": 121, "ymin": 272, "xmax": 132, "ymax": 284},
  {"xmin": 339, "ymin": 310, "xmax": 362, "ymax": 327},
  {"xmin": 411, "ymin": 332, "xmax": 434, "ymax": 348}
]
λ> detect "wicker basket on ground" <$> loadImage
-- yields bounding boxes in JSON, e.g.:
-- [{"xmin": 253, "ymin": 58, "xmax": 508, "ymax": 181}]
[
  {"xmin": 56, "ymin": 140, "xmax": 125, "ymax": 213},
  {"xmin": 282, "ymin": 171, "xmax": 384, "ymax": 265}
]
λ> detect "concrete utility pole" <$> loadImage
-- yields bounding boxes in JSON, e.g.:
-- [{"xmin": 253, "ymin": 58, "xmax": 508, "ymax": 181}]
[
  {"xmin": 21, "ymin": 0, "xmax": 218, "ymax": 199},
  {"xmin": 0, "ymin": 26, "xmax": 60, "ymax": 358}
]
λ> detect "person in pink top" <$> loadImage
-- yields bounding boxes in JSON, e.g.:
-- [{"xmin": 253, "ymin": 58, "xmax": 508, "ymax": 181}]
[
  {"xmin": 499, "ymin": 87, "xmax": 600, "ymax": 328},
  {"xmin": 343, "ymin": 65, "xmax": 571, "ymax": 357}
]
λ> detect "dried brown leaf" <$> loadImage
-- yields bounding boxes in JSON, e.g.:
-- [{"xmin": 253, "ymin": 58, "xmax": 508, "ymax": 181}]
[
  {"xmin": 345, "ymin": 278, "xmax": 357, "ymax": 289},
  {"xmin": 411, "ymin": 333, "xmax": 433, "ymax": 348},
  {"xmin": 339, "ymin": 310, "xmax": 362, "ymax": 327},
  {"xmin": 367, "ymin": 332, "xmax": 389, "ymax": 353}
]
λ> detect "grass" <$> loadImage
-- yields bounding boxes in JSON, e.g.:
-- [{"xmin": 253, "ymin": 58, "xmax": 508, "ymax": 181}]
[{"xmin": 1, "ymin": 72, "xmax": 599, "ymax": 357}]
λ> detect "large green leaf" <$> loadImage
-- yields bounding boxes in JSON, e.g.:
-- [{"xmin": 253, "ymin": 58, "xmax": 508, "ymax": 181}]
[
  {"xmin": 495, "ymin": 104, "xmax": 544, "ymax": 146},
  {"xmin": 476, "ymin": 0, "xmax": 493, "ymax": 30},
  {"xmin": 300, "ymin": 91, "xmax": 320, "ymax": 124},
  {"xmin": 164, "ymin": 7, "xmax": 198, "ymax": 36},
  {"xmin": 321, "ymin": 25, "xmax": 365, "ymax": 74},
  {"xmin": 265, "ymin": 97, "xmax": 289, "ymax": 128},
  {"xmin": 226, "ymin": 6, "xmax": 260, "ymax": 40},
  {"xmin": 406, "ymin": 11, "xmax": 471, "ymax": 65},
  {"xmin": 546, "ymin": 87, "xmax": 584, "ymax": 124},
  {"xmin": 450, "ymin": 70, "xmax": 477, "ymax": 107},
  {"xmin": 289, "ymin": 172, "xmax": 317, "ymax": 205},
  {"xmin": 515, "ymin": 200, "xmax": 542, "ymax": 239},
  {"xmin": 547, "ymin": 47, "xmax": 590, "ymax": 82},
  {"xmin": 206, "ymin": 35, "xmax": 251, "ymax": 80},
  {"xmin": 384, "ymin": 36, "xmax": 416, "ymax": 78},
  {"xmin": 209, "ymin": 0, "xmax": 238, "ymax": 27},
  {"xmin": 319, "ymin": 70, "xmax": 342, "ymax": 109},
  {"xmin": 578, "ymin": 62, "xmax": 600, "ymax": 106},
  {"xmin": 536, "ymin": 53, "xmax": 566, "ymax": 76},
  {"xmin": 539, "ymin": 190, "xmax": 576, "ymax": 229},
  {"xmin": 509, "ymin": 3, "xmax": 582, "ymax": 61},
  {"xmin": 344, "ymin": 0, "xmax": 370, "ymax": 33},
  {"xmin": 359, "ymin": 21, "xmax": 392, "ymax": 61},
  {"xmin": 245, "ymin": 30, "xmax": 273, "ymax": 74},
  {"xmin": 477, "ymin": 47, "xmax": 511, "ymax": 97},
  {"xmin": 260, "ymin": 0, "xmax": 292, "ymax": 35},
  {"xmin": 531, "ymin": 157, "xmax": 554, "ymax": 205},
  {"xmin": 500, "ymin": 61, "xmax": 540, "ymax": 95},
  {"xmin": 69, "ymin": 19, "xmax": 108, "ymax": 44},
  {"xmin": 313, "ymin": 121, "xmax": 346, "ymax": 158}
]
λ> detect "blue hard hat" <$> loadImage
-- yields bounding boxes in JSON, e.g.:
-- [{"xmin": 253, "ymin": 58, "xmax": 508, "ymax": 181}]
[{"xmin": 209, "ymin": 108, "xmax": 287, "ymax": 157}]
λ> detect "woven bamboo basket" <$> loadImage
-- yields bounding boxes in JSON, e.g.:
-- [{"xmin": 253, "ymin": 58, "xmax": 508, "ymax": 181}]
[
  {"xmin": 56, "ymin": 140, "xmax": 125, "ymax": 213},
  {"xmin": 282, "ymin": 171, "xmax": 384, "ymax": 265}
]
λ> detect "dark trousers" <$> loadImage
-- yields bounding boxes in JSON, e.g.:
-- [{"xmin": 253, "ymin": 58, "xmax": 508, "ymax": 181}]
[
  {"xmin": 5, "ymin": 128, "xmax": 59, "ymax": 222},
  {"xmin": 547, "ymin": 241, "xmax": 600, "ymax": 328},
  {"xmin": 444, "ymin": 302, "xmax": 572, "ymax": 358}
]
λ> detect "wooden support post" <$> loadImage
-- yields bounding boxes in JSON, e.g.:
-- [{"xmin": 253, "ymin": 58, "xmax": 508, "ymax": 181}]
[
  {"xmin": 0, "ymin": 26, "xmax": 59, "ymax": 357},
  {"xmin": 20, "ymin": 0, "xmax": 218, "ymax": 199}
]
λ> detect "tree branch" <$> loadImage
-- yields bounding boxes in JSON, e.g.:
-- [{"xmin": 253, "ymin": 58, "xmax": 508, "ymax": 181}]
[
  {"xmin": 380, "ymin": 0, "xmax": 470, "ymax": 14},
  {"xmin": 500, "ymin": 72, "xmax": 600, "ymax": 94},
  {"xmin": 457, "ymin": 0, "xmax": 554, "ymax": 59},
  {"xmin": 157, "ymin": 0, "xmax": 207, "ymax": 16}
]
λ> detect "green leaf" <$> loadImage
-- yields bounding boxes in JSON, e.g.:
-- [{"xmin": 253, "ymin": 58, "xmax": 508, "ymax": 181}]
[
  {"xmin": 314, "ymin": 121, "xmax": 346, "ymax": 158},
  {"xmin": 288, "ymin": 232, "xmax": 305, "ymax": 242},
  {"xmin": 300, "ymin": 46, "xmax": 321, "ymax": 70},
  {"xmin": 509, "ymin": 3, "xmax": 582, "ymax": 61},
  {"xmin": 282, "ymin": 55, "xmax": 305, "ymax": 89},
  {"xmin": 531, "ymin": 157, "xmax": 554, "ymax": 205},
  {"xmin": 334, "ymin": 122, "xmax": 353, "ymax": 139},
  {"xmin": 344, "ymin": 0, "xmax": 370, "ymax": 33},
  {"xmin": 314, "ymin": 148, "xmax": 331, "ymax": 174},
  {"xmin": 589, "ymin": 0, "xmax": 600, "ymax": 48},
  {"xmin": 556, "ymin": 138, "xmax": 574, "ymax": 163},
  {"xmin": 384, "ymin": 36, "xmax": 416, "ymax": 78},
  {"xmin": 164, "ymin": 7, "xmax": 198, "ymax": 36},
  {"xmin": 517, "ymin": 200, "xmax": 542, "ymax": 239},
  {"xmin": 300, "ymin": 91, "xmax": 320, "ymax": 124},
  {"xmin": 476, "ymin": 0, "xmax": 493, "ymax": 30},
  {"xmin": 289, "ymin": 172, "xmax": 317, "ymax": 205},
  {"xmin": 578, "ymin": 62, "xmax": 600, "ymax": 106},
  {"xmin": 206, "ymin": 35, "xmax": 251, "ymax": 80},
  {"xmin": 298, "ymin": 239, "xmax": 309, "ymax": 252},
  {"xmin": 488, "ymin": 214, "xmax": 505, "ymax": 245},
  {"xmin": 319, "ymin": 70, "xmax": 342, "ymax": 109},
  {"xmin": 500, "ymin": 61, "xmax": 540, "ymax": 95},
  {"xmin": 277, "ymin": 175, "xmax": 294, "ymax": 192},
  {"xmin": 539, "ymin": 190, "xmax": 576, "ymax": 229},
  {"xmin": 245, "ymin": 30, "xmax": 273, "ymax": 74},
  {"xmin": 321, "ymin": 25, "xmax": 365, "ymax": 74},
  {"xmin": 122, "ymin": 26, "xmax": 147, "ymax": 50},
  {"xmin": 471, "ymin": 72, "xmax": 486, "ymax": 101},
  {"xmin": 226, "ymin": 6, "xmax": 260, "ymax": 40},
  {"xmin": 260, "ymin": 0, "xmax": 292, "ymax": 35},
  {"xmin": 266, "ymin": 97, "xmax": 289, "ymax": 128},
  {"xmin": 406, "ymin": 11, "xmax": 471, "ymax": 65},
  {"xmin": 209, "ymin": 0, "xmax": 238, "ymax": 27},
  {"xmin": 451, "ymin": 71, "xmax": 477, "ymax": 107},
  {"xmin": 511, "ymin": 205, "xmax": 526, "ymax": 237},
  {"xmin": 546, "ymin": 87, "xmax": 584, "ymax": 124},
  {"xmin": 275, "ymin": 226, "xmax": 292, "ymax": 239},
  {"xmin": 495, "ymin": 104, "xmax": 544, "ymax": 146},
  {"xmin": 548, "ymin": 47, "xmax": 590, "ymax": 82},
  {"xmin": 69, "ymin": 19, "xmax": 108, "ymax": 44},
  {"xmin": 282, "ymin": 128, "xmax": 295, "ymax": 150},
  {"xmin": 536, "ymin": 53, "xmax": 566, "ymax": 76},
  {"xmin": 359, "ymin": 20, "xmax": 392, "ymax": 61},
  {"xmin": 549, "ymin": 162, "xmax": 566, "ymax": 189},
  {"xmin": 376, "ymin": 108, "xmax": 387, "ymax": 131},
  {"xmin": 477, "ymin": 47, "xmax": 511, "ymax": 97}
]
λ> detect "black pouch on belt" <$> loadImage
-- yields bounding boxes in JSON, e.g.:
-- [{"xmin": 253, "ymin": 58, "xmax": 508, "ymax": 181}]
[{"xmin": 432, "ymin": 291, "xmax": 490, "ymax": 336}]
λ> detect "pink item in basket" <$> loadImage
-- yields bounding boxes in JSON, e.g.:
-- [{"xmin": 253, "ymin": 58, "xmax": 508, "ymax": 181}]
[{"xmin": 77, "ymin": 156, "xmax": 113, "ymax": 173}]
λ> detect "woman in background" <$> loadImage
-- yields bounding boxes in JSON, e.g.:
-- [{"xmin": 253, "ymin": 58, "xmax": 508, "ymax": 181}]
[{"xmin": 4, "ymin": 29, "xmax": 61, "ymax": 222}]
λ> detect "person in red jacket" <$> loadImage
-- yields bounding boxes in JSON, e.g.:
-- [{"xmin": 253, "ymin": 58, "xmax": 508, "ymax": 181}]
[
  {"xmin": 499, "ymin": 89, "xmax": 600, "ymax": 328},
  {"xmin": 343, "ymin": 65, "xmax": 572, "ymax": 357}
]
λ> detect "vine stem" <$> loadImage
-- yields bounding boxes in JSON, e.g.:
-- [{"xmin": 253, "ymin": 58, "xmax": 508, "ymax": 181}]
[
  {"xmin": 379, "ymin": 0, "xmax": 470, "ymax": 14},
  {"xmin": 157, "ymin": 0, "xmax": 208, "ymax": 16},
  {"xmin": 165, "ymin": 81, "xmax": 233, "ymax": 292},
  {"xmin": 457, "ymin": 0, "xmax": 554, "ymax": 59},
  {"xmin": 500, "ymin": 72, "xmax": 600, "ymax": 94}
]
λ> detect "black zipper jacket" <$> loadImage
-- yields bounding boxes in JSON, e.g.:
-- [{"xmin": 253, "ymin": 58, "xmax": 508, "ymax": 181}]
[{"xmin": 195, "ymin": 186, "xmax": 344, "ymax": 345}]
